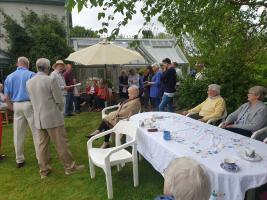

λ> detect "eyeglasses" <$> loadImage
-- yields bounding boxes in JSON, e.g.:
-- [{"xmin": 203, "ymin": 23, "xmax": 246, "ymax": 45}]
[{"xmin": 248, "ymin": 92, "xmax": 256, "ymax": 95}]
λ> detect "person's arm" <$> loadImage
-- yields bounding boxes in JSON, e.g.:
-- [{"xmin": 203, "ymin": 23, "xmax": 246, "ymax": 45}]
[
  {"xmin": 202, "ymin": 99, "xmax": 226, "ymax": 121},
  {"xmin": 224, "ymin": 104, "xmax": 245, "ymax": 125},
  {"xmin": 51, "ymin": 78, "xmax": 64, "ymax": 112},
  {"xmin": 232, "ymin": 106, "xmax": 267, "ymax": 131},
  {"xmin": 188, "ymin": 100, "xmax": 206, "ymax": 114}
]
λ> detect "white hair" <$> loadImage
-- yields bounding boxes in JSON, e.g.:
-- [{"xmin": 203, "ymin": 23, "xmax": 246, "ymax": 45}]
[
  {"xmin": 17, "ymin": 56, "xmax": 29, "ymax": 67},
  {"xmin": 208, "ymin": 84, "xmax": 221, "ymax": 95},
  {"xmin": 152, "ymin": 63, "xmax": 161, "ymax": 68},
  {"xmin": 36, "ymin": 58, "xmax": 51, "ymax": 72},
  {"xmin": 164, "ymin": 157, "xmax": 211, "ymax": 200}
]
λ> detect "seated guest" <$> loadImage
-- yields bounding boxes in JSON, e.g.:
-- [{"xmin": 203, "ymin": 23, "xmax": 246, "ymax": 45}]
[
  {"xmin": 183, "ymin": 84, "xmax": 226, "ymax": 122},
  {"xmin": 155, "ymin": 157, "xmax": 211, "ymax": 200},
  {"xmin": 94, "ymin": 80, "xmax": 109, "ymax": 111},
  {"xmin": 221, "ymin": 86, "xmax": 267, "ymax": 137},
  {"xmin": 86, "ymin": 86, "xmax": 141, "ymax": 148}
]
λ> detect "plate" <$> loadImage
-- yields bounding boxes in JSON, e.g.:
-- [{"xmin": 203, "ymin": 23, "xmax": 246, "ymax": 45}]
[
  {"xmin": 220, "ymin": 163, "xmax": 240, "ymax": 173},
  {"xmin": 237, "ymin": 149, "xmax": 262, "ymax": 162}
]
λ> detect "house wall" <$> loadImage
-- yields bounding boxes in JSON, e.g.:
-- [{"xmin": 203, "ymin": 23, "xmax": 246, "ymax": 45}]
[{"xmin": 0, "ymin": 1, "xmax": 67, "ymax": 51}]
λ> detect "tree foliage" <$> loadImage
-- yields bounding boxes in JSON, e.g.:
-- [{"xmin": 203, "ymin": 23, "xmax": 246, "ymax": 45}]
[
  {"xmin": 70, "ymin": 25, "xmax": 100, "ymax": 37},
  {"xmin": 0, "ymin": 10, "xmax": 72, "ymax": 71},
  {"xmin": 142, "ymin": 29, "xmax": 154, "ymax": 38},
  {"xmin": 67, "ymin": 0, "xmax": 267, "ymax": 111}
]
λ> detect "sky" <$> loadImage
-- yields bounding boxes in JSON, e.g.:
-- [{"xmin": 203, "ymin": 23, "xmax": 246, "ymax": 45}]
[{"xmin": 71, "ymin": 2, "xmax": 166, "ymax": 37}]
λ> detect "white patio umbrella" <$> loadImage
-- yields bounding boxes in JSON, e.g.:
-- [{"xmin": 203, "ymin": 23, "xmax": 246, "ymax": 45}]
[
  {"xmin": 66, "ymin": 41, "xmax": 145, "ymax": 81},
  {"xmin": 65, "ymin": 41, "xmax": 144, "ymax": 65}
]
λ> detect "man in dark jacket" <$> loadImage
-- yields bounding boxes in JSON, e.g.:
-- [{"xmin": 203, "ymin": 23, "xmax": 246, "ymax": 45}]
[{"xmin": 159, "ymin": 58, "xmax": 177, "ymax": 112}]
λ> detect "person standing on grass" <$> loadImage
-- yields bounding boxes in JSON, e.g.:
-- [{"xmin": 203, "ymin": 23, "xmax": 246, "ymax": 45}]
[
  {"xmin": 50, "ymin": 60, "xmax": 74, "ymax": 115},
  {"xmin": 4, "ymin": 56, "xmax": 39, "ymax": 168},
  {"xmin": 159, "ymin": 58, "xmax": 177, "ymax": 112},
  {"xmin": 27, "ymin": 58, "xmax": 84, "ymax": 179},
  {"xmin": 63, "ymin": 63, "xmax": 75, "ymax": 117}
]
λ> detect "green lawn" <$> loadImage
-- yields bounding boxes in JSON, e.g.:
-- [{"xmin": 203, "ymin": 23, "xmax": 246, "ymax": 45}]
[{"xmin": 0, "ymin": 112, "xmax": 163, "ymax": 200}]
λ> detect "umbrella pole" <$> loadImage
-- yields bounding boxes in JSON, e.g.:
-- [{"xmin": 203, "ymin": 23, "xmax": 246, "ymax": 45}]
[{"xmin": 104, "ymin": 64, "xmax": 107, "ymax": 80}]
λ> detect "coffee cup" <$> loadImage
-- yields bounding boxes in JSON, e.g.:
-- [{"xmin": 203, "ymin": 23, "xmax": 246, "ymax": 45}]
[
  {"xmin": 163, "ymin": 130, "xmax": 171, "ymax": 141},
  {"xmin": 245, "ymin": 147, "xmax": 255, "ymax": 158},
  {"xmin": 223, "ymin": 158, "xmax": 236, "ymax": 170}
]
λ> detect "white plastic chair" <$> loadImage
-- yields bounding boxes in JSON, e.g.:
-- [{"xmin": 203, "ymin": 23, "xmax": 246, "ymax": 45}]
[
  {"xmin": 251, "ymin": 126, "xmax": 267, "ymax": 141},
  {"xmin": 186, "ymin": 109, "xmax": 227, "ymax": 124},
  {"xmin": 87, "ymin": 120, "xmax": 139, "ymax": 199},
  {"xmin": 101, "ymin": 104, "xmax": 120, "ymax": 119}
]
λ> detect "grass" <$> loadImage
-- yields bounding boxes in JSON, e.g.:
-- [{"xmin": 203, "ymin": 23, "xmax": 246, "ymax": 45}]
[{"xmin": 0, "ymin": 112, "xmax": 163, "ymax": 200}]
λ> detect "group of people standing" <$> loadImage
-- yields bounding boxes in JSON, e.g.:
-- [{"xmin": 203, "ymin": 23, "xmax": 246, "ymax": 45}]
[
  {"xmin": 119, "ymin": 58, "xmax": 179, "ymax": 112},
  {"xmin": 2, "ymin": 57, "xmax": 84, "ymax": 178}
]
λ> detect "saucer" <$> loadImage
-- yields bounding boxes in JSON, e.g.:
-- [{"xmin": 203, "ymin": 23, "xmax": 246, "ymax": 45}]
[
  {"xmin": 237, "ymin": 149, "xmax": 262, "ymax": 162},
  {"xmin": 220, "ymin": 163, "xmax": 240, "ymax": 173}
]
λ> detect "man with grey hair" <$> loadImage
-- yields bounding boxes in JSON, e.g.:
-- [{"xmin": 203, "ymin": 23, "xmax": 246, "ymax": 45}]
[
  {"xmin": 27, "ymin": 58, "xmax": 84, "ymax": 179},
  {"xmin": 4, "ymin": 56, "xmax": 39, "ymax": 168},
  {"xmin": 183, "ymin": 84, "xmax": 226, "ymax": 122},
  {"xmin": 155, "ymin": 157, "xmax": 211, "ymax": 200}
]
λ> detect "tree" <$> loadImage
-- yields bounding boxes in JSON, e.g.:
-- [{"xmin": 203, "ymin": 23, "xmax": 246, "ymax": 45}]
[
  {"xmin": 67, "ymin": 0, "xmax": 267, "ymax": 111},
  {"xmin": 70, "ymin": 25, "xmax": 100, "ymax": 37},
  {"xmin": 142, "ymin": 29, "xmax": 153, "ymax": 38},
  {"xmin": 0, "ymin": 10, "xmax": 73, "ymax": 70}
]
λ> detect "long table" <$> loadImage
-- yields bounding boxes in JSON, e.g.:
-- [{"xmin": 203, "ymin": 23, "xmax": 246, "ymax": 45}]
[{"xmin": 129, "ymin": 112, "xmax": 267, "ymax": 200}]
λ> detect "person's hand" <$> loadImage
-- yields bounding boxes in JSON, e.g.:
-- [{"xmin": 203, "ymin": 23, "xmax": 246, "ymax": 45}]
[
  {"xmin": 225, "ymin": 124, "xmax": 234, "ymax": 128},
  {"xmin": 220, "ymin": 122, "xmax": 227, "ymax": 128},
  {"xmin": 182, "ymin": 111, "xmax": 188, "ymax": 115}
]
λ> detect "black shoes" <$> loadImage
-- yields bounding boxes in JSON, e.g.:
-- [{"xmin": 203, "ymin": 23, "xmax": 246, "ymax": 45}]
[
  {"xmin": 17, "ymin": 162, "xmax": 25, "ymax": 168},
  {"xmin": 0, "ymin": 154, "xmax": 6, "ymax": 160}
]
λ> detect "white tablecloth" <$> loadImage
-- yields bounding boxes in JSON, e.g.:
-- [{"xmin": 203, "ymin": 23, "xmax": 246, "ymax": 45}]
[{"xmin": 130, "ymin": 112, "xmax": 267, "ymax": 200}]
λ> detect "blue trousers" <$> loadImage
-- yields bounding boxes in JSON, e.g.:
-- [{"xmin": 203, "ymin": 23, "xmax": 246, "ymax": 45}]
[
  {"xmin": 159, "ymin": 94, "xmax": 174, "ymax": 112},
  {"xmin": 150, "ymin": 97, "xmax": 161, "ymax": 111},
  {"xmin": 64, "ymin": 92, "xmax": 74, "ymax": 116}
]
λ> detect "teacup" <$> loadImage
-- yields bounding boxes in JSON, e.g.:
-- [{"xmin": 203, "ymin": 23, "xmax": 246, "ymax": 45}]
[
  {"xmin": 223, "ymin": 158, "xmax": 236, "ymax": 170},
  {"xmin": 245, "ymin": 147, "xmax": 255, "ymax": 158},
  {"xmin": 163, "ymin": 130, "xmax": 171, "ymax": 141}
]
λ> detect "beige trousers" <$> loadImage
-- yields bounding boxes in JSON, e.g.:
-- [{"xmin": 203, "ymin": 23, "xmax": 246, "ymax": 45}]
[
  {"xmin": 13, "ymin": 102, "xmax": 40, "ymax": 163},
  {"xmin": 38, "ymin": 125, "xmax": 75, "ymax": 176}
]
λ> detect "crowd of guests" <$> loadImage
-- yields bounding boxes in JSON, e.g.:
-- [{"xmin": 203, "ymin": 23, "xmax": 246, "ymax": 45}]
[
  {"xmin": 118, "ymin": 58, "xmax": 181, "ymax": 112},
  {"xmin": 1, "ymin": 57, "xmax": 85, "ymax": 177}
]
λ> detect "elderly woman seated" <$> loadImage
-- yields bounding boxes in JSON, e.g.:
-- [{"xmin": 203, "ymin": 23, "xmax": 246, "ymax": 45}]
[
  {"xmin": 154, "ymin": 157, "xmax": 211, "ymax": 200},
  {"xmin": 183, "ymin": 84, "xmax": 226, "ymax": 122},
  {"xmin": 86, "ymin": 85, "xmax": 141, "ymax": 148},
  {"xmin": 221, "ymin": 86, "xmax": 267, "ymax": 137}
]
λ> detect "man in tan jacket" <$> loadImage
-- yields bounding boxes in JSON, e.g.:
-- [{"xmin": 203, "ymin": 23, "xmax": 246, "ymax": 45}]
[
  {"xmin": 87, "ymin": 85, "xmax": 141, "ymax": 148},
  {"xmin": 26, "ymin": 58, "xmax": 84, "ymax": 179}
]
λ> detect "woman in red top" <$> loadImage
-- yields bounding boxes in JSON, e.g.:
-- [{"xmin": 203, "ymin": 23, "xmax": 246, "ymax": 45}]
[{"xmin": 94, "ymin": 80, "xmax": 109, "ymax": 111}]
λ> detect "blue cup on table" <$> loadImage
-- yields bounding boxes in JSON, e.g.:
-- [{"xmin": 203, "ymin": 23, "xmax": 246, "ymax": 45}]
[{"xmin": 163, "ymin": 130, "xmax": 171, "ymax": 141}]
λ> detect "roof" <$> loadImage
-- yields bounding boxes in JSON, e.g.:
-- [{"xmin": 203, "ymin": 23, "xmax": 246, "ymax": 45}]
[
  {"xmin": 0, "ymin": 0, "xmax": 66, "ymax": 6},
  {"xmin": 70, "ymin": 38, "xmax": 189, "ymax": 65}
]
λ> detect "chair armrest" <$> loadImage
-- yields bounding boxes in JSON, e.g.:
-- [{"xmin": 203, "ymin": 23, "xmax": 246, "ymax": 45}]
[
  {"xmin": 251, "ymin": 127, "xmax": 267, "ymax": 139},
  {"xmin": 87, "ymin": 129, "xmax": 114, "ymax": 148},
  {"xmin": 207, "ymin": 116, "xmax": 224, "ymax": 124},
  {"xmin": 104, "ymin": 140, "xmax": 135, "ymax": 162},
  {"xmin": 101, "ymin": 104, "xmax": 120, "ymax": 117},
  {"xmin": 186, "ymin": 112, "xmax": 197, "ymax": 117}
]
